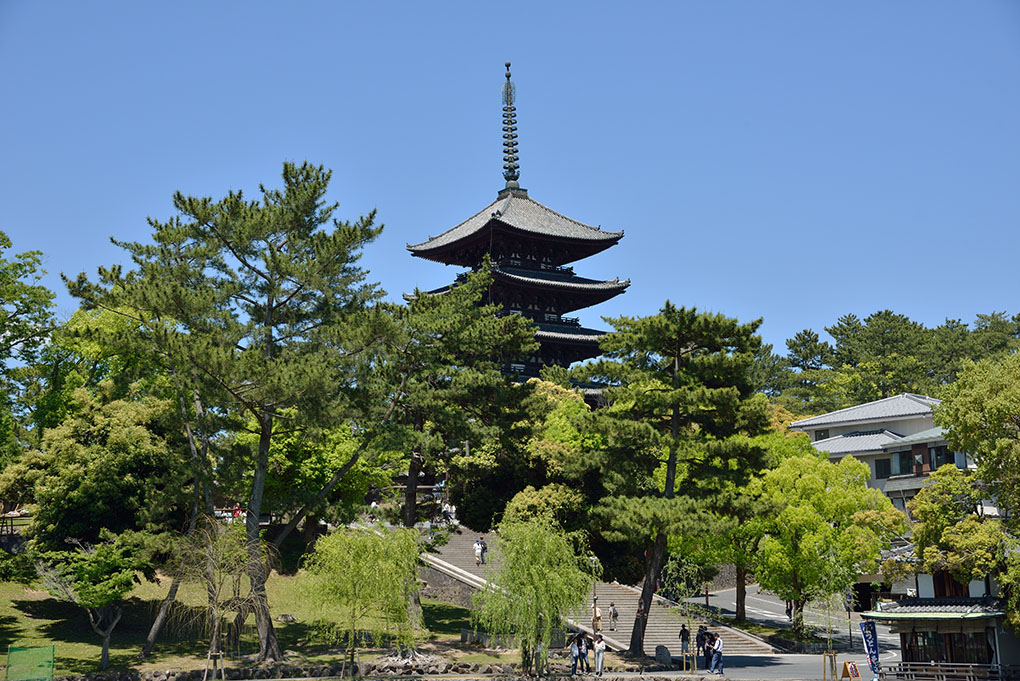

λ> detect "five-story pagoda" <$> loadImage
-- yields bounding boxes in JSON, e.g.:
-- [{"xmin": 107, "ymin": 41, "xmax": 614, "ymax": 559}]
[{"xmin": 407, "ymin": 63, "xmax": 628, "ymax": 377}]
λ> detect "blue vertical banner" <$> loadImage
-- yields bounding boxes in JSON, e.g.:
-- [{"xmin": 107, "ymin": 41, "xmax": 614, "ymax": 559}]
[{"xmin": 859, "ymin": 621, "xmax": 880, "ymax": 674}]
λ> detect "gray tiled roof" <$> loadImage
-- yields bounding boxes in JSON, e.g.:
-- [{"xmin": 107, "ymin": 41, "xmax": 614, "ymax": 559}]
[
  {"xmin": 882, "ymin": 426, "xmax": 945, "ymax": 449},
  {"xmin": 535, "ymin": 326, "xmax": 605, "ymax": 343},
  {"xmin": 812, "ymin": 429, "xmax": 902, "ymax": 455},
  {"xmin": 866, "ymin": 597, "xmax": 1004, "ymax": 620},
  {"xmin": 790, "ymin": 393, "xmax": 940, "ymax": 429},
  {"xmin": 407, "ymin": 189, "xmax": 623, "ymax": 252},
  {"xmin": 493, "ymin": 265, "xmax": 630, "ymax": 292}
]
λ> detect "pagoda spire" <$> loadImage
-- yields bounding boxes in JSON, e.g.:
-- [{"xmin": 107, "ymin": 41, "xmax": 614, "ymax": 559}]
[{"xmin": 502, "ymin": 61, "xmax": 521, "ymax": 190}]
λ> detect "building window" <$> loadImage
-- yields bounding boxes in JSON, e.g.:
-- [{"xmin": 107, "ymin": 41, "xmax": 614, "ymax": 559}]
[
  {"xmin": 875, "ymin": 458, "xmax": 891, "ymax": 479},
  {"xmin": 930, "ymin": 445, "xmax": 954, "ymax": 471},
  {"xmin": 814, "ymin": 429, "xmax": 829, "ymax": 441},
  {"xmin": 892, "ymin": 451, "xmax": 913, "ymax": 476}
]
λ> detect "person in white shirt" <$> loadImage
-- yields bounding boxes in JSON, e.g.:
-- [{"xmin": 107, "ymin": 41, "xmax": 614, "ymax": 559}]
[
  {"xmin": 593, "ymin": 633, "xmax": 606, "ymax": 676},
  {"xmin": 709, "ymin": 633, "xmax": 724, "ymax": 674}
]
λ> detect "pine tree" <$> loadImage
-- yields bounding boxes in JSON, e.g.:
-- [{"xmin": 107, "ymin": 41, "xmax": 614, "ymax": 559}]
[
  {"xmin": 67, "ymin": 162, "xmax": 382, "ymax": 662},
  {"xmin": 367, "ymin": 262, "xmax": 538, "ymax": 529},
  {"xmin": 577, "ymin": 302, "xmax": 770, "ymax": 656}
]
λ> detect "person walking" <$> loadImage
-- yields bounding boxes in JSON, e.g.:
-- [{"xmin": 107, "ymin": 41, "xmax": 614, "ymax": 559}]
[
  {"xmin": 696, "ymin": 626, "xmax": 707, "ymax": 671},
  {"xmin": 480, "ymin": 537, "xmax": 488, "ymax": 564},
  {"xmin": 679, "ymin": 623, "xmax": 690, "ymax": 653},
  {"xmin": 591, "ymin": 596, "xmax": 602, "ymax": 633},
  {"xmin": 703, "ymin": 632, "xmax": 714, "ymax": 673},
  {"xmin": 609, "ymin": 602, "xmax": 618, "ymax": 631},
  {"xmin": 709, "ymin": 633, "xmax": 724, "ymax": 675},
  {"xmin": 570, "ymin": 635, "xmax": 580, "ymax": 676},
  {"xmin": 473, "ymin": 538, "xmax": 483, "ymax": 567},
  {"xmin": 785, "ymin": 600, "xmax": 793, "ymax": 621},
  {"xmin": 578, "ymin": 634, "xmax": 591, "ymax": 673},
  {"xmin": 593, "ymin": 633, "xmax": 606, "ymax": 676}
]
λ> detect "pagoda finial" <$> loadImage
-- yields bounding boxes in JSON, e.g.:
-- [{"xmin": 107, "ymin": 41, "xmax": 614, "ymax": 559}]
[{"xmin": 501, "ymin": 61, "xmax": 521, "ymax": 190}]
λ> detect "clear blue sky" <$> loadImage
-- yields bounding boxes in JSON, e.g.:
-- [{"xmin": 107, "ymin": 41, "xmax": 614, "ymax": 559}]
[{"xmin": 2, "ymin": 2, "xmax": 1018, "ymax": 352}]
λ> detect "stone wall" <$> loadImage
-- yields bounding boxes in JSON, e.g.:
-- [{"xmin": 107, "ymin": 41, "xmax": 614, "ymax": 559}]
[{"xmin": 418, "ymin": 566, "xmax": 475, "ymax": 608}]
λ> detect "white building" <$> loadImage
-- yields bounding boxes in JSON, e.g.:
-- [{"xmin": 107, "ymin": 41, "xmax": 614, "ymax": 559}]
[{"xmin": 789, "ymin": 393, "xmax": 969, "ymax": 513}]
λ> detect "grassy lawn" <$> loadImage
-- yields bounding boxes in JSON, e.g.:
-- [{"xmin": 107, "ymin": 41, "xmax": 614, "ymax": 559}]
[
  {"xmin": 0, "ymin": 572, "xmax": 477, "ymax": 676},
  {"xmin": 717, "ymin": 614, "xmax": 831, "ymax": 645}
]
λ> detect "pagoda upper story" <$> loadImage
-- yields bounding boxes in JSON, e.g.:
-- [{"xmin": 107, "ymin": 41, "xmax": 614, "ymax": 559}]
[{"xmin": 406, "ymin": 63, "xmax": 628, "ymax": 377}]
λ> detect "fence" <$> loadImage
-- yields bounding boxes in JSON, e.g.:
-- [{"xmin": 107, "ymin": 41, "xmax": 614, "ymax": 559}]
[
  {"xmin": 881, "ymin": 662, "xmax": 1020, "ymax": 681},
  {"xmin": 5, "ymin": 645, "xmax": 54, "ymax": 681}
]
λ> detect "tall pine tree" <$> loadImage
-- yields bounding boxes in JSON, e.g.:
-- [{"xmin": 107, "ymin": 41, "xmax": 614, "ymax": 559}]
[
  {"xmin": 577, "ymin": 302, "xmax": 769, "ymax": 656},
  {"xmin": 67, "ymin": 162, "xmax": 382, "ymax": 661}
]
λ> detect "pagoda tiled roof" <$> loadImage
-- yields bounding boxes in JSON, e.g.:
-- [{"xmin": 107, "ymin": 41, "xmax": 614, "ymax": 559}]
[
  {"xmin": 492, "ymin": 264, "xmax": 630, "ymax": 292},
  {"xmin": 534, "ymin": 324, "xmax": 605, "ymax": 344},
  {"xmin": 407, "ymin": 189, "xmax": 623, "ymax": 255}
]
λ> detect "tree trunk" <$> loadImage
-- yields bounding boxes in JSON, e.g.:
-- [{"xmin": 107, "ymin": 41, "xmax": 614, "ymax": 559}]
[
  {"xmin": 140, "ymin": 577, "xmax": 182, "ymax": 657},
  {"xmin": 403, "ymin": 441, "xmax": 423, "ymax": 528},
  {"xmin": 100, "ymin": 633, "xmax": 111, "ymax": 671},
  {"xmin": 273, "ymin": 451, "xmax": 361, "ymax": 548},
  {"xmin": 302, "ymin": 513, "xmax": 321, "ymax": 545},
  {"xmin": 734, "ymin": 564, "xmax": 747, "ymax": 622},
  {"xmin": 142, "ymin": 468, "xmax": 207, "ymax": 658},
  {"xmin": 248, "ymin": 414, "xmax": 281, "ymax": 662},
  {"xmin": 90, "ymin": 605, "xmax": 122, "ymax": 671},
  {"xmin": 628, "ymin": 532, "xmax": 667, "ymax": 657},
  {"xmin": 792, "ymin": 598, "xmax": 806, "ymax": 636}
]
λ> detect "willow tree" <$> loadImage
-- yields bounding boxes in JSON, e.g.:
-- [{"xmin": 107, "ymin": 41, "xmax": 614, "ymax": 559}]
[
  {"xmin": 577, "ymin": 302, "xmax": 771, "ymax": 656},
  {"xmin": 302, "ymin": 526, "xmax": 421, "ymax": 666},
  {"xmin": 471, "ymin": 518, "xmax": 598, "ymax": 672},
  {"xmin": 66, "ymin": 162, "xmax": 383, "ymax": 661}
]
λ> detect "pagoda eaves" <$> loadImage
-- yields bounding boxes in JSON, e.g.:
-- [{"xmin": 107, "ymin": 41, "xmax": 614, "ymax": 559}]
[
  {"xmin": 406, "ymin": 62, "xmax": 628, "ymax": 378},
  {"xmin": 407, "ymin": 188, "xmax": 623, "ymax": 268}
]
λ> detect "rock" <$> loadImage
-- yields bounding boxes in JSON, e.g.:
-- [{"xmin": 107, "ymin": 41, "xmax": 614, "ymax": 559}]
[
  {"xmin": 275, "ymin": 613, "xmax": 297, "ymax": 623},
  {"xmin": 654, "ymin": 645, "xmax": 672, "ymax": 666}
]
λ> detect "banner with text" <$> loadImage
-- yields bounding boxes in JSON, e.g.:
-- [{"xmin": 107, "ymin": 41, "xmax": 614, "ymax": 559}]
[{"xmin": 860, "ymin": 621, "xmax": 880, "ymax": 674}]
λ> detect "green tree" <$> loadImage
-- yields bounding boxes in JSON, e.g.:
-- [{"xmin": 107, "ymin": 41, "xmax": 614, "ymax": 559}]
[
  {"xmin": 0, "ymin": 231, "xmax": 55, "ymax": 372},
  {"xmin": 908, "ymin": 465, "xmax": 1002, "ymax": 585},
  {"xmin": 302, "ymin": 527, "xmax": 421, "ymax": 664},
  {"xmin": 751, "ymin": 453, "xmax": 907, "ymax": 635},
  {"xmin": 232, "ymin": 419, "xmax": 396, "ymax": 541},
  {"xmin": 936, "ymin": 353, "xmax": 1020, "ymax": 520},
  {"xmin": 970, "ymin": 311, "xmax": 1020, "ymax": 358},
  {"xmin": 68, "ymin": 162, "xmax": 383, "ymax": 661},
  {"xmin": 786, "ymin": 329, "xmax": 833, "ymax": 371},
  {"xmin": 37, "ymin": 541, "xmax": 141, "ymax": 670},
  {"xmin": 715, "ymin": 429, "xmax": 818, "ymax": 622},
  {"xmin": 577, "ymin": 302, "xmax": 770, "ymax": 655},
  {"xmin": 471, "ymin": 518, "xmax": 598, "ymax": 672},
  {"xmin": 28, "ymin": 387, "xmax": 188, "ymax": 551},
  {"xmin": 920, "ymin": 318, "xmax": 973, "ymax": 389},
  {"xmin": 368, "ymin": 264, "xmax": 537, "ymax": 529},
  {"xmin": 0, "ymin": 230, "xmax": 56, "ymax": 468}
]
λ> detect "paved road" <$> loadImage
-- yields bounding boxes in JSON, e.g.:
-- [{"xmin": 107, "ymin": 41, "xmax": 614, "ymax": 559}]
[
  {"xmin": 699, "ymin": 584, "xmax": 900, "ymax": 663},
  {"xmin": 682, "ymin": 652, "xmax": 880, "ymax": 680}
]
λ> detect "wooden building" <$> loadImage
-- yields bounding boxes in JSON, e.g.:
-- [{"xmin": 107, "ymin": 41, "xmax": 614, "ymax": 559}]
[{"xmin": 407, "ymin": 63, "xmax": 628, "ymax": 378}]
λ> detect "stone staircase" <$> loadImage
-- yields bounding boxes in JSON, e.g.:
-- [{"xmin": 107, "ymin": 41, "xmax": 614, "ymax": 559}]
[{"xmin": 426, "ymin": 526, "xmax": 773, "ymax": 659}]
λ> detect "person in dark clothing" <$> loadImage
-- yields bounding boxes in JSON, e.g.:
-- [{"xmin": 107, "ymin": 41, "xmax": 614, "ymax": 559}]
[
  {"xmin": 695, "ymin": 626, "xmax": 708, "ymax": 671},
  {"xmin": 703, "ymin": 632, "xmax": 714, "ymax": 672}
]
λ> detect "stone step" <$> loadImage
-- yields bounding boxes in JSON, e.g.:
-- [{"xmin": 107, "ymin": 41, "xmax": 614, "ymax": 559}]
[{"xmin": 428, "ymin": 527, "xmax": 773, "ymax": 658}]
